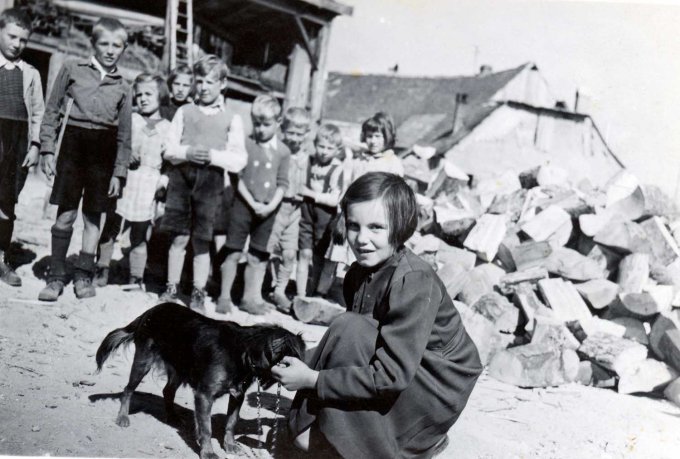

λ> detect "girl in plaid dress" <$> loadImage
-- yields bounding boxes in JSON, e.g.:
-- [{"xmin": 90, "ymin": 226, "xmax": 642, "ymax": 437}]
[{"xmin": 95, "ymin": 74, "xmax": 171, "ymax": 288}]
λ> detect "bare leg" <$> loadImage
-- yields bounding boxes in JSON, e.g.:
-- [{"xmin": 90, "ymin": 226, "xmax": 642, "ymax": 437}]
[
  {"xmin": 218, "ymin": 251, "xmax": 240, "ymax": 303},
  {"xmin": 193, "ymin": 392, "xmax": 218, "ymax": 459},
  {"xmin": 296, "ymin": 249, "xmax": 313, "ymax": 297},
  {"xmin": 223, "ymin": 392, "xmax": 244, "ymax": 454},
  {"xmin": 81, "ymin": 211, "xmax": 102, "ymax": 255},
  {"xmin": 293, "ymin": 426, "xmax": 311, "ymax": 452},
  {"xmin": 116, "ymin": 341, "xmax": 154, "ymax": 427}
]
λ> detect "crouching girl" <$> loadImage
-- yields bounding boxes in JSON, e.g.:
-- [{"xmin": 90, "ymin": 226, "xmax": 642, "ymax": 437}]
[{"xmin": 272, "ymin": 172, "xmax": 483, "ymax": 458}]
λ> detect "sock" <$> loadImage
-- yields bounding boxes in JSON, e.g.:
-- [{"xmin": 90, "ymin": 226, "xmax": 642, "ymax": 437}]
[
  {"xmin": 128, "ymin": 242, "xmax": 147, "ymax": 279},
  {"xmin": 167, "ymin": 243, "xmax": 186, "ymax": 285},
  {"xmin": 97, "ymin": 239, "xmax": 115, "ymax": 268},
  {"xmin": 193, "ymin": 252, "xmax": 210, "ymax": 290},
  {"xmin": 275, "ymin": 252, "xmax": 295, "ymax": 295},
  {"xmin": 74, "ymin": 251, "xmax": 96, "ymax": 280},
  {"xmin": 49, "ymin": 226, "xmax": 73, "ymax": 281},
  {"xmin": 0, "ymin": 218, "xmax": 13, "ymax": 254}
]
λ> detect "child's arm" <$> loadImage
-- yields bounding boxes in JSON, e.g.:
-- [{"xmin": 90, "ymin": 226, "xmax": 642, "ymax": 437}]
[
  {"xmin": 39, "ymin": 63, "xmax": 71, "ymax": 156},
  {"xmin": 258, "ymin": 151, "xmax": 290, "ymax": 216},
  {"xmin": 236, "ymin": 180, "xmax": 264, "ymax": 213},
  {"xmin": 208, "ymin": 114, "xmax": 247, "ymax": 173},
  {"xmin": 23, "ymin": 66, "xmax": 45, "ymax": 167},
  {"xmin": 163, "ymin": 108, "xmax": 209, "ymax": 165},
  {"xmin": 309, "ymin": 167, "xmax": 343, "ymax": 207}
]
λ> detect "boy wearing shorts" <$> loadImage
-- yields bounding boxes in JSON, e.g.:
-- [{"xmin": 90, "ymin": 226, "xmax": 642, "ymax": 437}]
[
  {"xmin": 38, "ymin": 17, "xmax": 131, "ymax": 301},
  {"xmin": 217, "ymin": 95, "xmax": 290, "ymax": 315}
]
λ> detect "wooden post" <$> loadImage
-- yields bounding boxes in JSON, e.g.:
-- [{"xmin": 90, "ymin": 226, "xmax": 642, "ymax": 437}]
[
  {"xmin": 310, "ymin": 22, "xmax": 331, "ymax": 122},
  {"xmin": 285, "ymin": 43, "xmax": 312, "ymax": 111}
]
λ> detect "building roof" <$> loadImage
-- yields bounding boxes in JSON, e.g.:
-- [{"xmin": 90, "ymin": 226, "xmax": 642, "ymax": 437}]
[{"xmin": 322, "ymin": 63, "xmax": 529, "ymax": 126}]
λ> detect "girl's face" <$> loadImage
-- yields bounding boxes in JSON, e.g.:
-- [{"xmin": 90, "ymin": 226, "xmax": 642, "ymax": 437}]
[
  {"xmin": 171, "ymin": 74, "xmax": 192, "ymax": 102},
  {"xmin": 365, "ymin": 130, "xmax": 385, "ymax": 155},
  {"xmin": 135, "ymin": 81, "xmax": 160, "ymax": 115},
  {"xmin": 346, "ymin": 197, "xmax": 396, "ymax": 268}
]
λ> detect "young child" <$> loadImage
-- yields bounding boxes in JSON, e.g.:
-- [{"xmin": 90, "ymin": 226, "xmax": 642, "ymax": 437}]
[
  {"xmin": 160, "ymin": 64, "xmax": 192, "ymax": 121},
  {"xmin": 295, "ymin": 123, "xmax": 344, "ymax": 302},
  {"xmin": 218, "ymin": 94, "xmax": 290, "ymax": 315},
  {"xmin": 0, "ymin": 7, "xmax": 44, "ymax": 287},
  {"xmin": 95, "ymin": 73, "xmax": 172, "ymax": 289},
  {"xmin": 38, "ymin": 17, "xmax": 131, "ymax": 301},
  {"xmin": 160, "ymin": 54, "xmax": 247, "ymax": 312},
  {"xmin": 272, "ymin": 172, "xmax": 482, "ymax": 459},
  {"xmin": 317, "ymin": 111, "xmax": 404, "ymax": 296},
  {"xmin": 266, "ymin": 107, "xmax": 311, "ymax": 312}
]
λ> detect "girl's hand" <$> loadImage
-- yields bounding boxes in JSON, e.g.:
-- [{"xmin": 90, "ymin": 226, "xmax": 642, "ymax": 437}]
[
  {"xmin": 40, "ymin": 153, "xmax": 56, "ymax": 178},
  {"xmin": 271, "ymin": 357, "xmax": 319, "ymax": 391},
  {"xmin": 22, "ymin": 145, "xmax": 40, "ymax": 168},
  {"xmin": 108, "ymin": 177, "xmax": 121, "ymax": 198},
  {"xmin": 299, "ymin": 186, "xmax": 316, "ymax": 200}
]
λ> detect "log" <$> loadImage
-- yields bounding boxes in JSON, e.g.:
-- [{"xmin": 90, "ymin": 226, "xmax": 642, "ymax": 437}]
[
  {"xmin": 545, "ymin": 247, "xmax": 605, "ymax": 281},
  {"xmin": 407, "ymin": 233, "xmax": 441, "ymax": 255},
  {"xmin": 593, "ymin": 221, "xmax": 651, "ymax": 254},
  {"xmin": 575, "ymin": 279, "xmax": 619, "ymax": 310},
  {"xmin": 660, "ymin": 329, "xmax": 680, "ymax": 372},
  {"xmin": 455, "ymin": 301, "xmax": 511, "ymax": 365},
  {"xmin": 521, "ymin": 205, "xmax": 572, "ymax": 247},
  {"xmin": 488, "ymin": 343, "xmax": 579, "ymax": 388},
  {"xmin": 471, "ymin": 292, "xmax": 520, "ymax": 334},
  {"xmin": 508, "ymin": 241, "xmax": 553, "ymax": 271},
  {"xmin": 292, "ymin": 297, "xmax": 345, "ymax": 325},
  {"xmin": 513, "ymin": 282, "xmax": 553, "ymax": 334},
  {"xmin": 498, "ymin": 267, "xmax": 548, "ymax": 295},
  {"xmin": 436, "ymin": 262, "xmax": 470, "ymax": 300},
  {"xmin": 436, "ymin": 244, "xmax": 476, "ymax": 270},
  {"xmin": 578, "ymin": 317, "xmax": 626, "ymax": 339},
  {"xmin": 575, "ymin": 361, "xmax": 594, "ymax": 386},
  {"xmin": 610, "ymin": 317, "xmax": 649, "ymax": 346},
  {"xmin": 437, "ymin": 217, "xmax": 476, "ymax": 242},
  {"xmin": 488, "ymin": 189, "xmax": 528, "ymax": 222},
  {"xmin": 457, "ymin": 264, "xmax": 505, "ymax": 305},
  {"xmin": 579, "ymin": 213, "xmax": 611, "ymax": 238},
  {"xmin": 617, "ymin": 359, "xmax": 678, "ymax": 394},
  {"xmin": 617, "ymin": 253, "xmax": 650, "ymax": 294},
  {"xmin": 640, "ymin": 216, "xmax": 680, "ymax": 267},
  {"xmin": 463, "ymin": 213, "xmax": 507, "ymax": 262},
  {"xmin": 538, "ymin": 278, "xmax": 592, "ymax": 323},
  {"xmin": 587, "ymin": 244, "xmax": 622, "ymax": 274},
  {"xmin": 644, "ymin": 284, "xmax": 674, "ymax": 314},
  {"xmin": 531, "ymin": 316, "xmax": 580, "ymax": 350},
  {"xmin": 578, "ymin": 333, "xmax": 648, "ymax": 376},
  {"xmin": 609, "ymin": 292, "xmax": 662, "ymax": 320},
  {"xmin": 650, "ymin": 312, "xmax": 680, "ymax": 360}
]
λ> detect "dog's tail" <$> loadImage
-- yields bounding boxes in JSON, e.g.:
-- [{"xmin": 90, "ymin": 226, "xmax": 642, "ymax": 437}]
[{"xmin": 95, "ymin": 314, "xmax": 143, "ymax": 373}]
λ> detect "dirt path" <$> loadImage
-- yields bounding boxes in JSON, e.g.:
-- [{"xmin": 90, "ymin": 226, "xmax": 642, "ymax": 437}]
[{"xmin": 1, "ymin": 174, "xmax": 680, "ymax": 459}]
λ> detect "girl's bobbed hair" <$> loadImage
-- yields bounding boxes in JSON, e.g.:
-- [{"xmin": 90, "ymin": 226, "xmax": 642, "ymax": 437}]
[
  {"xmin": 133, "ymin": 73, "xmax": 168, "ymax": 103},
  {"xmin": 340, "ymin": 172, "xmax": 418, "ymax": 247},
  {"xmin": 360, "ymin": 111, "xmax": 396, "ymax": 150}
]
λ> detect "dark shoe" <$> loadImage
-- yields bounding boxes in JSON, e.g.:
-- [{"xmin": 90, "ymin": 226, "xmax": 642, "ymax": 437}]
[
  {"xmin": 74, "ymin": 277, "xmax": 96, "ymax": 299},
  {"xmin": 159, "ymin": 283, "xmax": 179, "ymax": 302},
  {"xmin": 38, "ymin": 280, "xmax": 64, "ymax": 301},
  {"xmin": 93, "ymin": 267, "xmax": 109, "ymax": 287},
  {"xmin": 189, "ymin": 287, "xmax": 206, "ymax": 313},
  {"xmin": 239, "ymin": 300, "xmax": 269, "ymax": 316},
  {"xmin": 0, "ymin": 261, "xmax": 21, "ymax": 287},
  {"xmin": 271, "ymin": 291, "xmax": 292, "ymax": 313},
  {"xmin": 215, "ymin": 297, "xmax": 233, "ymax": 314}
]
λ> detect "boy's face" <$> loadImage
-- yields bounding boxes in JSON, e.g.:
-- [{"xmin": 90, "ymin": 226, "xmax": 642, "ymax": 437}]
[
  {"xmin": 135, "ymin": 81, "xmax": 160, "ymax": 116},
  {"xmin": 0, "ymin": 23, "xmax": 30, "ymax": 61},
  {"xmin": 282, "ymin": 124, "xmax": 308, "ymax": 153},
  {"xmin": 171, "ymin": 74, "xmax": 192, "ymax": 102},
  {"xmin": 93, "ymin": 30, "xmax": 126, "ymax": 71},
  {"xmin": 315, "ymin": 138, "xmax": 339, "ymax": 165},
  {"xmin": 194, "ymin": 70, "xmax": 226, "ymax": 106},
  {"xmin": 252, "ymin": 112, "xmax": 280, "ymax": 143}
]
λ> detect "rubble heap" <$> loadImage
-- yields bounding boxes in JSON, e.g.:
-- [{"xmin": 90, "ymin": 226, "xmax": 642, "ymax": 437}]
[{"xmin": 408, "ymin": 164, "xmax": 680, "ymax": 404}]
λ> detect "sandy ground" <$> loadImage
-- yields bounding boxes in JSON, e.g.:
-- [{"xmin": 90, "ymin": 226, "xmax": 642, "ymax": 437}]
[{"xmin": 1, "ymin": 173, "xmax": 680, "ymax": 459}]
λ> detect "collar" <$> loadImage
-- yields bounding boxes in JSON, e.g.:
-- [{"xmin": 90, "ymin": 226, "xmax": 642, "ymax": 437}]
[
  {"xmin": 195, "ymin": 95, "xmax": 226, "ymax": 114},
  {"xmin": 260, "ymin": 135, "xmax": 278, "ymax": 150},
  {"xmin": 357, "ymin": 148, "xmax": 394, "ymax": 161},
  {"xmin": 88, "ymin": 56, "xmax": 119, "ymax": 80},
  {"xmin": 357, "ymin": 246, "xmax": 406, "ymax": 278},
  {"xmin": 0, "ymin": 53, "xmax": 25, "ymax": 71}
]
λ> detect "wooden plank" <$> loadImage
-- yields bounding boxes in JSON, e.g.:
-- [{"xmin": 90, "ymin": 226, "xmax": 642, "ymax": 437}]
[
  {"xmin": 660, "ymin": 329, "xmax": 680, "ymax": 373},
  {"xmin": 512, "ymin": 282, "xmax": 553, "ymax": 334},
  {"xmin": 470, "ymin": 292, "xmax": 520, "ymax": 334},
  {"xmin": 499, "ymin": 267, "xmax": 548, "ymax": 295},
  {"xmin": 538, "ymin": 278, "xmax": 592, "ymax": 323},
  {"xmin": 463, "ymin": 213, "xmax": 507, "ymax": 262},
  {"xmin": 575, "ymin": 279, "xmax": 619, "ymax": 310},
  {"xmin": 617, "ymin": 253, "xmax": 650, "ymax": 294},
  {"xmin": 545, "ymin": 247, "xmax": 605, "ymax": 281},
  {"xmin": 618, "ymin": 359, "xmax": 678, "ymax": 394},
  {"xmin": 594, "ymin": 221, "xmax": 652, "ymax": 254},
  {"xmin": 521, "ymin": 205, "xmax": 572, "ymax": 246},
  {"xmin": 488, "ymin": 344, "xmax": 579, "ymax": 388},
  {"xmin": 508, "ymin": 241, "xmax": 553, "ymax": 271},
  {"xmin": 578, "ymin": 333, "xmax": 648, "ymax": 376},
  {"xmin": 640, "ymin": 216, "xmax": 680, "ymax": 267}
]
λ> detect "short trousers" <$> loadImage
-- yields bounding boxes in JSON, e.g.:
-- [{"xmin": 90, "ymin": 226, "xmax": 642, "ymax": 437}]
[
  {"xmin": 0, "ymin": 118, "xmax": 29, "ymax": 218},
  {"xmin": 225, "ymin": 195, "xmax": 278, "ymax": 255},
  {"xmin": 267, "ymin": 200, "xmax": 301, "ymax": 254},
  {"xmin": 213, "ymin": 172, "xmax": 238, "ymax": 236},
  {"xmin": 299, "ymin": 199, "xmax": 336, "ymax": 254},
  {"xmin": 50, "ymin": 125, "xmax": 117, "ymax": 213},
  {"xmin": 160, "ymin": 163, "xmax": 224, "ymax": 241}
]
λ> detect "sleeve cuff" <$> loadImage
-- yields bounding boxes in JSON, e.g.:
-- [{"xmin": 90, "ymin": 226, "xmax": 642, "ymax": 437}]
[{"xmin": 113, "ymin": 165, "xmax": 128, "ymax": 178}]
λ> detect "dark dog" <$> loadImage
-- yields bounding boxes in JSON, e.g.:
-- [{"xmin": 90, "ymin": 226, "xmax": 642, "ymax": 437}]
[{"xmin": 96, "ymin": 302, "xmax": 305, "ymax": 459}]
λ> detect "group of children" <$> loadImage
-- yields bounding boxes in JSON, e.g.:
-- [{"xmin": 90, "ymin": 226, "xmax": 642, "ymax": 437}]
[{"xmin": 0, "ymin": 7, "xmax": 405, "ymax": 317}]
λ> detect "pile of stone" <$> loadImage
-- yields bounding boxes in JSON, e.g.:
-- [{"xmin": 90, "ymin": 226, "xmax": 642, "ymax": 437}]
[{"xmin": 407, "ymin": 164, "xmax": 680, "ymax": 405}]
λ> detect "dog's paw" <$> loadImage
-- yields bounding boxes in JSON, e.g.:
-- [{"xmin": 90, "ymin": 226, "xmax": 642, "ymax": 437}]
[
  {"xmin": 224, "ymin": 441, "xmax": 241, "ymax": 455},
  {"xmin": 115, "ymin": 415, "xmax": 130, "ymax": 428}
]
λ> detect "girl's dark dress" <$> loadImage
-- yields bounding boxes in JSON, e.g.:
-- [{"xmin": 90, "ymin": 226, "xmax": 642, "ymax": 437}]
[{"xmin": 289, "ymin": 248, "xmax": 483, "ymax": 459}]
